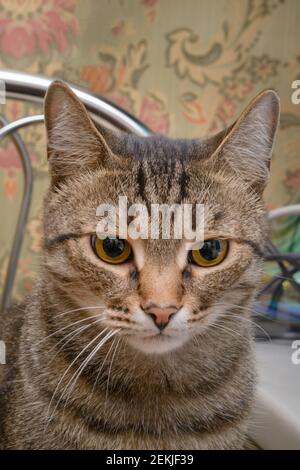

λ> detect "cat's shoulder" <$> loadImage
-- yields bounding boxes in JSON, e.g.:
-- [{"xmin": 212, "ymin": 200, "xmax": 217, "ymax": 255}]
[
  {"xmin": 0, "ymin": 303, "xmax": 25, "ymax": 385},
  {"xmin": 0, "ymin": 303, "xmax": 26, "ymax": 448},
  {"xmin": 0, "ymin": 303, "xmax": 25, "ymax": 346}
]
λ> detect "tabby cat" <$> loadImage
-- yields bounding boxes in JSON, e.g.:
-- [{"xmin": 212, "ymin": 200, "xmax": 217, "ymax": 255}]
[{"xmin": 0, "ymin": 82, "xmax": 279, "ymax": 449}]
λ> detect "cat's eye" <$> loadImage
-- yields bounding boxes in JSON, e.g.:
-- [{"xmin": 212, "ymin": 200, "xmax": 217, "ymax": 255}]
[
  {"xmin": 189, "ymin": 239, "xmax": 229, "ymax": 267},
  {"xmin": 91, "ymin": 235, "xmax": 132, "ymax": 264}
]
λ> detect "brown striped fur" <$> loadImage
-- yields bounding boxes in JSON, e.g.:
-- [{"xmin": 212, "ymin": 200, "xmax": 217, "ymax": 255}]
[{"xmin": 0, "ymin": 83, "xmax": 279, "ymax": 449}]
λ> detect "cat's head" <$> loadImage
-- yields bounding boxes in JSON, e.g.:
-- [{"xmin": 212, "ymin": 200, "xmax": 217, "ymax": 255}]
[{"xmin": 43, "ymin": 82, "xmax": 279, "ymax": 355}]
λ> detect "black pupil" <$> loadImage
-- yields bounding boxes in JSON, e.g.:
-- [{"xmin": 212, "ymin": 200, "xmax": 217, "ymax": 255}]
[
  {"xmin": 103, "ymin": 237, "xmax": 125, "ymax": 258},
  {"xmin": 199, "ymin": 239, "xmax": 222, "ymax": 261}
]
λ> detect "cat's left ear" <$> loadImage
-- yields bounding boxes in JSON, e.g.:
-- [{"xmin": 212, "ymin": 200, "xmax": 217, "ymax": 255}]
[
  {"xmin": 44, "ymin": 80, "xmax": 121, "ymax": 184},
  {"xmin": 211, "ymin": 90, "xmax": 280, "ymax": 192}
]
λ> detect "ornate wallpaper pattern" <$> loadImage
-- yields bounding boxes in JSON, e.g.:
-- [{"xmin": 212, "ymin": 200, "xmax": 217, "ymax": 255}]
[{"xmin": 0, "ymin": 0, "xmax": 299, "ymax": 301}]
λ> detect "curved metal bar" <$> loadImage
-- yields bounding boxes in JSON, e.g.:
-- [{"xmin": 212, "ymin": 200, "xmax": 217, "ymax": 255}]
[
  {"xmin": 268, "ymin": 205, "xmax": 300, "ymax": 220},
  {"xmin": 0, "ymin": 115, "xmax": 44, "ymax": 140},
  {"xmin": 0, "ymin": 70, "xmax": 151, "ymax": 137},
  {"xmin": 0, "ymin": 115, "xmax": 33, "ymax": 312}
]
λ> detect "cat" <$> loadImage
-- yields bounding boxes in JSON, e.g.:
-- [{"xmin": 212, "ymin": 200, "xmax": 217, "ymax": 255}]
[{"xmin": 0, "ymin": 82, "xmax": 279, "ymax": 449}]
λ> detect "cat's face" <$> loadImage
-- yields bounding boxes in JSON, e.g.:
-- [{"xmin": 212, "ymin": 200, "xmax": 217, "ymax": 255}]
[{"xmin": 43, "ymin": 82, "xmax": 279, "ymax": 355}]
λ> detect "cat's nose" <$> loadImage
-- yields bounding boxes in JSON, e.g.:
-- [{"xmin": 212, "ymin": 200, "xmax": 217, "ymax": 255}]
[{"xmin": 143, "ymin": 304, "xmax": 178, "ymax": 331}]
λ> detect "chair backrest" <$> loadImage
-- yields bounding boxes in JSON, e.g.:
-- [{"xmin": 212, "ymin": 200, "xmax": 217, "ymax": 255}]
[{"xmin": 0, "ymin": 71, "xmax": 151, "ymax": 312}]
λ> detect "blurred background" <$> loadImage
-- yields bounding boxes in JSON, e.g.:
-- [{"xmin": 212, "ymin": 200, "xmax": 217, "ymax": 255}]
[{"xmin": 0, "ymin": 0, "xmax": 299, "ymax": 321}]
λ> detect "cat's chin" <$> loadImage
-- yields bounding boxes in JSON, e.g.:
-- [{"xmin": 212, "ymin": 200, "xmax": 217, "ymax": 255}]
[{"xmin": 126, "ymin": 333, "xmax": 189, "ymax": 355}]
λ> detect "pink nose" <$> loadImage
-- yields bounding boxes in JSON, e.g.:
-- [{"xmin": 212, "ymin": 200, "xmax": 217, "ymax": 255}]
[{"xmin": 143, "ymin": 305, "xmax": 178, "ymax": 330}]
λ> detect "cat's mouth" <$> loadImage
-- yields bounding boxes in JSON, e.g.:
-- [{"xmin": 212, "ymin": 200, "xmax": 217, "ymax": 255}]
[
  {"xmin": 141, "ymin": 332, "xmax": 173, "ymax": 341},
  {"xmin": 126, "ymin": 330, "xmax": 189, "ymax": 355}
]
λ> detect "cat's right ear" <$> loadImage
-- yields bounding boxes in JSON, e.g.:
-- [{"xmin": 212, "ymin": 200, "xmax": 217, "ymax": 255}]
[
  {"xmin": 44, "ymin": 81, "xmax": 119, "ymax": 184},
  {"xmin": 209, "ymin": 90, "xmax": 280, "ymax": 193}
]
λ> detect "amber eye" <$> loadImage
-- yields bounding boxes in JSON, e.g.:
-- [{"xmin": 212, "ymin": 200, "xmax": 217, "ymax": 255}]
[
  {"xmin": 189, "ymin": 239, "xmax": 229, "ymax": 267},
  {"xmin": 91, "ymin": 236, "xmax": 132, "ymax": 264}
]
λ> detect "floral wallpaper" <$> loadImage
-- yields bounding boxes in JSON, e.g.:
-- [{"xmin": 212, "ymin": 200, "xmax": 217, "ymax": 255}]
[{"xmin": 0, "ymin": 0, "xmax": 300, "ymax": 302}]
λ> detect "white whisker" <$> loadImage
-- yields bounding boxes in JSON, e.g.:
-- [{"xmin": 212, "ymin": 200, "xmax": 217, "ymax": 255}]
[
  {"xmin": 36, "ymin": 313, "xmax": 104, "ymax": 346},
  {"xmin": 46, "ymin": 327, "xmax": 109, "ymax": 425},
  {"xmin": 61, "ymin": 329, "xmax": 120, "ymax": 414},
  {"xmin": 104, "ymin": 335, "xmax": 122, "ymax": 409},
  {"xmin": 53, "ymin": 305, "xmax": 106, "ymax": 319},
  {"xmin": 47, "ymin": 318, "xmax": 105, "ymax": 365}
]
